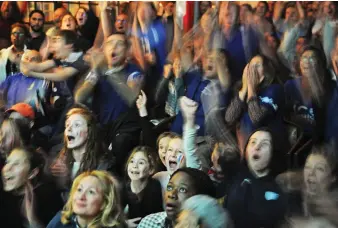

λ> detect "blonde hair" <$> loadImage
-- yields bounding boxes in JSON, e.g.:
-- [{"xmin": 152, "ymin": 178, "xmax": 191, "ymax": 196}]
[{"xmin": 61, "ymin": 170, "xmax": 124, "ymax": 227}]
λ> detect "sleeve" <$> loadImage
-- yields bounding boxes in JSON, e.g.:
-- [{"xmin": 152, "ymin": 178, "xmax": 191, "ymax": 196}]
[
  {"xmin": 139, "ymin": 116, "xmax": 158, "ymax": 149},
  {"xmin": 69, "ymin": 56, "xmax": 89, "ymax": 73},
  {"xmin": 183, "ymin": 124, "xmax": 203, "ymax": 170},
  {"xmin": 225, "ymin": 93, "xmax": 245, "ymax": 126},
  {"xmin": 277, "ymin": 26, "xmax": 299, "ymax": 70},
  {"xmin": 154, "ymin": 77, "xmax": 170, "ymax": 105},
  {"xmin": 248, "ymin": 85, "xmax": 284, "ymax": 125},
  {"xmin": 312, "ymin": 19, "xmax": 324, "ymax": 35},
  {"xmin": 323, "ymin": 19, "xmax": 336, "ymax": 67}
]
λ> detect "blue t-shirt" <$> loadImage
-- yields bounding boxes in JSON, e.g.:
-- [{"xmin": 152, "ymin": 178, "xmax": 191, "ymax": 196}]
[
  {"xmin": 0, "ymin": 72, "xmax": 49, "ymax": 109},
  {"xmin": 86, "ymin": 63, "xmax": 143, "ymax": 125}
]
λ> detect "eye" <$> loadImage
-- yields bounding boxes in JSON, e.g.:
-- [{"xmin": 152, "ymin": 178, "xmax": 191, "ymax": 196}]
[
  {"xmin": 139, "ymin": 161, "xmax": 145, "ymax": 165},
  {"xmin": 88, "ymin": 190, "xmax": 96, "ymax": 195},
  {"xmin": 77, "ymin": 187, "xmax": 82, "ymax": 192},
  {"xmin": 179, "ymin": 187, "xmax": 187, "ymax": 193},
  {"xmin": 166, "ymin": 184, "xmax": 173, "ymax": 191},
  {"xmin": 317, "ymin": 167, "xmax": 325, "ymax": 172},
  {"xmin": 130, "ymin": 159, "xmax": 134, "ymax": 164}
]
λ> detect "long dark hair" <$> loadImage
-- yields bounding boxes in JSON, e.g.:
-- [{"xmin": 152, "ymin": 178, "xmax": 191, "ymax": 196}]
[
  {"xmin": 299, "ymin": 46, "xmax": 335, "ymax": 142},
  {"xmin": 59, "ymin": 105, "xmax": 104, "ymax": 177}
]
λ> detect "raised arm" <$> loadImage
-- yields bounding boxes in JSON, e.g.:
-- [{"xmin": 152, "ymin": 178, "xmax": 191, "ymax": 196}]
[
  {"xmin": 25, "ymin": 67, "xmax": 78, "ymax": 81},
  {"xmin": 21, "ymin": 59, "xmax": 56, "ymax": 73},
  {"xmin": 180, "ymin": 96, "xmax": 204, "ymax": 171},
  {"xmin": 99, "ymin": 1, "xmax": 114, "ymax": 40}
]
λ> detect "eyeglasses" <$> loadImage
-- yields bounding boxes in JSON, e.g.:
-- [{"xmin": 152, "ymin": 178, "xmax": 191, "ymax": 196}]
[{"xmin": 11, "ymin": 32, "xmax": 25, "ymax": 37}]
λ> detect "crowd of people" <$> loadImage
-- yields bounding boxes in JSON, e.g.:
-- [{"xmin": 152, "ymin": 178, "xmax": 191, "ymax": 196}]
[{"xmin": 0, "ymin": 1, "xmax": 337, "ymax": 227}]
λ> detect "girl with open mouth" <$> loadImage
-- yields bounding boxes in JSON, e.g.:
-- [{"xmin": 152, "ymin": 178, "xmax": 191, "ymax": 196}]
[
  {"xmin": 50, "ymin": 105, "xmax": 113, "ymax": 200},
  {"xmin": 122, "ymin": 146, "xmax": 163, "ymax": 227},
  {"xmin": 153, "ymin": 135, "xmax": 186, "ymax": 196},
  {"xmin": 224, "ymin": 128, "xmax": 287, "ymax": 228}
]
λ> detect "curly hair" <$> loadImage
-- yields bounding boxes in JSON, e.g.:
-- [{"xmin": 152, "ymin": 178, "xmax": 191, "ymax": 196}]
[{"xmin": 61, "ymin": 170, "xmax": 125, "ymax": 227}]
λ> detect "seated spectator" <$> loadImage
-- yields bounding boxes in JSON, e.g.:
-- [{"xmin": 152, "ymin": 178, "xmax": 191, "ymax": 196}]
[
  {"xmin": 123, "ymin": 146, "xmax": 163, "ymax": 226},
  {"xmin": 138, "ymin": 167, "xmax": 215, "ymax": 228},
  {"xmin": 75, "ymin": 7, "xmax": 99, "ymax": 46},
  {"xmin": 75, "ymin": 33, "xmax": 143, "ymax": 174},
  {"xmin": 60, "ymin": 13, "xmax": 91, "ymax": 52},
  {"xmin": 224, "ymin": 128, "xmax": 287, "ymax": 228},
  {"xmin": 0, "ymin": 50, "xmax": 48, "ymax": 110},
  {"xmin": 225, "ymin": 55, "xmax": 287, "ymax": 154},
  {"xmin": 21, "ymin": 30, "xmax": 90, "ymax": 135},
  {"xmin": 47, "ymin": 170, "xmax": 126, "ymax": 228},
  {"xmin": 278, "ymin": 144, "xmax": 338, "ymax": 218},
  {"xmin": 0, "ymin": 147, "xmax": 63, "ymax": 227},
  {"xmin": 284, "ymin": 46, "xmax": 338, "ymax": 145},
  {"xmin": 217, "ymin": 2, "xmax": 259, "ymax": 84},
  {"xmin": 0, "ymin": 23, "xmax": 29, "ymax": 82},
  {"xmin": 155, "ymin": 56, "xmax": 185, "ymax": 118},
  {"xmin": 0, "ymin": 118, "xmax": 30, "ymax": 161},
  {"xmin": 27, "ymin": 10, "xmax": 46, "ymax": 52},
  {"xmin": 115, "ymin": 13, "xmax": 128, "ymax": 34},
  {"xmin": 50, "ymin": 106, "xmax": 114, "ymax": 196},
  {"xmin": 0, "ymin": 2, "xmax": 25, "ymax": 50}
]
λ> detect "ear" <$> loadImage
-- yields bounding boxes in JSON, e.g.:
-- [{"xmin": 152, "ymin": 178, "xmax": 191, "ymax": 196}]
[{"xmin": 28, "ymin": 168, "xmax": 39, "ymax": 180}]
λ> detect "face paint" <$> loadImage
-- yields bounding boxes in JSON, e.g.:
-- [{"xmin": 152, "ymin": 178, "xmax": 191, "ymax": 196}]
[{"xmin": 65, "ymin": 114, "xmax": 88, "ymax": 150}]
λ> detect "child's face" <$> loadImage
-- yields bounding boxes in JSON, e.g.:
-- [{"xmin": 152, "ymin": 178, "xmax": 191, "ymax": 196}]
[
  {"xmin": 158, "ymin": 137, "xmax": 171, "ymax": 165},
  {"xmin": 165, "ymin": 138, "xmax": 185, "ymax": 173},
  {"xmin": 127, "ymin": 152, "xmax": 152, "ymax": 181}
]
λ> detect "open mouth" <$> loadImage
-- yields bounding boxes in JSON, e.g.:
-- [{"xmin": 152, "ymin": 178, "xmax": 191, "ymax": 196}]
[
  {"xmin": 207, "ymin": 65, "xmax": 213, "ymax": 71},
  {"xmin": 253, "ymin": 154, "xmax": 260, "ymax": 160},
  {"xmin": 169, "ymin": 160, "xmax": 177, "ymax": 169},
  {"xmin": 3, "ymin": 176, "xmax": 14, "ymax": 183},
  {"xmin": 67, "ymin": 135, "xmax": 75, "ymax": 142},
  {"xmin": 165, "ymin": 202, "xmax": 177, "ymax": 212},
  {"xmin": 130, "ymin": 170, "xmax": 140, "ymax": 175}
]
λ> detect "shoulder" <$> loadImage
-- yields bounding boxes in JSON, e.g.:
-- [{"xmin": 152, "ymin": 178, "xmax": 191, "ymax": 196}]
[
  {"xmin": 47, "ymin": 211, "xmax": 63, "ymax": 228},
  {"xmin": 138, "ymin": 211, "xmax": 166, "ymax": 228},
  {"xmin": 125, "ymin": 63, "xmax": 144, "ymax": 79}
]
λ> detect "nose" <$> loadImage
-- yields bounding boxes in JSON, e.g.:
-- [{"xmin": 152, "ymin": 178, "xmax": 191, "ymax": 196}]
[
  {"xmin": 78, "ymin": 191, "xmax": 86, "ymax": 200},
  {"xmin": 168, "ymin": 188, "xmax": 178, "ymax": 199}
]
